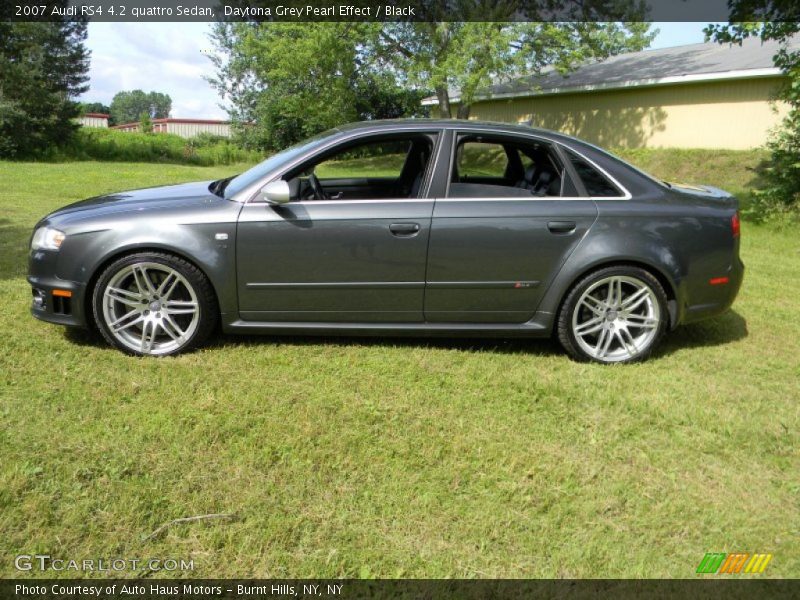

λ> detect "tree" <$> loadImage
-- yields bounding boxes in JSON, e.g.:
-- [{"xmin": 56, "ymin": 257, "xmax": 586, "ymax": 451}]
[
  {"xmin": 0, "ymin": 18, "xmax": 89, "ymax": 158},
  {"xmin": 110, "ymin": 90, "xmax": 172, "ymax": 125},
  {"xmin": 707, "ymin": 5, "xmax": 800, "ymax": 218},
  {"xmin": 79, "ymin": 101, "xmax": 111, "ymax": 115},
  {"xmin": 139, "ymin": 111, "xmax": 153, "ymax": 134},
  {"xmin": 376, "ymin": 21, "xmax": 654, "ymax": 118},
  {"xmin": 209, "ymin": 23, "xmax": 427, "ymax": 150},
  {"xmin": 209, "ymin": 17, "xmax": 652, "ymax": 149}
]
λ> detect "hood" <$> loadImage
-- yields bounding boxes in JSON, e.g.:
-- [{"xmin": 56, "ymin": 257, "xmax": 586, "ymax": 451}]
[{"xmin": 44, "ymin": 181, "xmax": 221, "ymax": 225}]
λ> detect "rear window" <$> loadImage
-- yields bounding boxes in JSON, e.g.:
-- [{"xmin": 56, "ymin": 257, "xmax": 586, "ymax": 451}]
[
  {"xmin": 457, "ymin": 142, "xmax": 508, "ymax": 178},
  {"xmin": 565, "ymin": 148, "xmax": 623, "ymax": 197}
]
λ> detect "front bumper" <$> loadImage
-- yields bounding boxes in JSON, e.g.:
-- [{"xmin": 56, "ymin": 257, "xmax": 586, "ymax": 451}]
[{"xmin": 28, "ymin": 249, "xmax": 88, "ymax": 328}]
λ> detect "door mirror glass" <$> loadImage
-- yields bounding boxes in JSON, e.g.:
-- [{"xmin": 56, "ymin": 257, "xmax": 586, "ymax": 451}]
[{"xmin": 260, "ymin": 180, "xmax": 291, "ymax": 205}]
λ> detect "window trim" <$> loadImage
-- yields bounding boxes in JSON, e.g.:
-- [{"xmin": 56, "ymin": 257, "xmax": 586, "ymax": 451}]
[
  {"xmin": 235, "ymin": 126, "xmax": 632, "ymax": 205},
  {"xmin": 443, "ymin": 129, "xmax": 632, "ymax": 202},
  {"xmin": 561, "ymin": 146, "xmax": 626, "ymax": 199},
  {"xmin": 245, "ymin": 130, "xmax": 443, "ymax": 205}
]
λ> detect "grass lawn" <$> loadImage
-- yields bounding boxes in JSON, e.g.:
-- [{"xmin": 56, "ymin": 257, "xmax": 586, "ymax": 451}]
[{"xmin": 0, "ymin": 157, "xmax": 798, "ymax": 579}]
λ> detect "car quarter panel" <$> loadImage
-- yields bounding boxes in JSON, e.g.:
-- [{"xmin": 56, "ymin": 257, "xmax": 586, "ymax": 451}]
[{"xmin": 530, "ymin": 191, "xmax": 742, "ymax": 329}]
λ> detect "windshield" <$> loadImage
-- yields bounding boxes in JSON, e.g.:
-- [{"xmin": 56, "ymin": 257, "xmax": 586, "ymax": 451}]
[{"xmin": 221, "ymin": 128, "xmax": 340, "ymax": 199}]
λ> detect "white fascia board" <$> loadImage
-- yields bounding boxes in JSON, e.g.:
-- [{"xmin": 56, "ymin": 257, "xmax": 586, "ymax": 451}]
[{"xmin": 421, "ymin": 67, "xmax": 783, "ymax": 105}]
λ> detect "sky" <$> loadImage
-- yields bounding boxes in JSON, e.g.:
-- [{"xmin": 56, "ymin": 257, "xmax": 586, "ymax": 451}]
[{"xmin": 79, "ymin": 22, "xmax": 720, "ymax": 120}]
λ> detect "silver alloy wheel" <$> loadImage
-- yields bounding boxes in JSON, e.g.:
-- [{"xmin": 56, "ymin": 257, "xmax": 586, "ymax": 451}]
[
  {"xmin": 571, "ymin": 275, "xmax": 660, "ymax": 363},
  {"xmin": 101, "ymin": 262, "xmax": 200, "ymax": 355}
]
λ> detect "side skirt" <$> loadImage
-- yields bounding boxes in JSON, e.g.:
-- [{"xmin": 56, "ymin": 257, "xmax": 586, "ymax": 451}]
[{"xmin": 222, "ymin": 314, "xmax": 554, "ymax": 338}]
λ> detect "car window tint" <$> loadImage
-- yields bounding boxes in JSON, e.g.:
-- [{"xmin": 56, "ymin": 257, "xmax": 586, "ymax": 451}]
[
  {"xmin": 457, "ymin": 142, "xmax": 508, "ymax": 178},
  {"xmin": 314, "ymin": 140, "xmax": 410, "ymax": 179},
  {"xmin": 518, "ymin": 149, "xmax": 535, "ymax": 172},
  {"xmin": 283, "ymin": 134, "xmax": 436, "ymax": 201},
  {"xmin": 448, "ymin": 135, "xmax": 565, "ymax": 198},
  {"xmin": 564, "ymin": 148, "xmax": 623, "ymax": 197}
]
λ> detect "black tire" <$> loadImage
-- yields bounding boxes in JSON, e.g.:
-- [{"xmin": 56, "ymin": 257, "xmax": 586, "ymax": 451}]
[
  {"xmin": 92, "ymin": 252, "xmax": 218, "ymax": 356},
  {"xmin": 556, "ymin": 265, "xmax": 669, "ymax": 364}
]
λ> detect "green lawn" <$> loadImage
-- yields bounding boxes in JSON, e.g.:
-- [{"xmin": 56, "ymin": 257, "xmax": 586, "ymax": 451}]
[{"xmin": 0, "ymin": 157, "xmax": 798, "ymax": 579}]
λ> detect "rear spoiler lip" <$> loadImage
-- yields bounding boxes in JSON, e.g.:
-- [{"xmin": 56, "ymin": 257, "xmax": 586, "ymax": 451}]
[{"xmin": 668, "ymin": 182, "xmax": 734, "ymax": 199}]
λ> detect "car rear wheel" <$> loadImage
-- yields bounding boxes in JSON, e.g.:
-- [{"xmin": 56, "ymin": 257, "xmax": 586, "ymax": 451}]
[
  {"xmin": 92, "ymin": 252, "xmax": 217, "ymax": 356},
  {"xmin": 557, "ymin": 266, "xmax": 668, "ymax": 364}
]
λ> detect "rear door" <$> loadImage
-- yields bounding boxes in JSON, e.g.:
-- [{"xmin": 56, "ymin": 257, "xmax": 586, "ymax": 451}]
[{"xmin": 424, "ymin": 132, "xmax": 600, "ymax": 323}]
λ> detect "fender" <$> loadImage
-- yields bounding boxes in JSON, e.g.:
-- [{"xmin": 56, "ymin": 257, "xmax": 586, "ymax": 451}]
[{"xmin": 54, "ymin": 217, "xmax": 239, "ymax": 319}]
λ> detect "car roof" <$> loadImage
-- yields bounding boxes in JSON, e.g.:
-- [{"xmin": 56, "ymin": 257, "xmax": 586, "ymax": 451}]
[{"xmin": 334, "ymin": 118, "xmax": 576, "ymax": 144}]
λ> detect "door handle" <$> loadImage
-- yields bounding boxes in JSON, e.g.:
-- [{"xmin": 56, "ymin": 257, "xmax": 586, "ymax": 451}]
[
  {"xmin": 389, "ymin": 223, "xmax": 420, "ymax": 237},
  {"xmin": 547, "ymin": 220, "xmax": 577, "ymax": 234}
]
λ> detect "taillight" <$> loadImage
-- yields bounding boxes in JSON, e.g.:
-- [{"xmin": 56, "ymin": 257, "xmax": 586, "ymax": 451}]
[{"xmin": 732, "ymin": 212, "xmax": 740, "ymax": 237}]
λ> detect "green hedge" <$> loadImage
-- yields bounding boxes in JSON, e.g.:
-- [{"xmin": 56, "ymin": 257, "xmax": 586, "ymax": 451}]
[{"xmin": 46, "ymin": 128, "xmax": 262, "ymax": 166}]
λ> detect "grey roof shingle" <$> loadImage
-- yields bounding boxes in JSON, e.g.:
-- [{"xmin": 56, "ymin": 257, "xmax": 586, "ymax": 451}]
[{"xmin": 427, "ymin": 36, "xmax": 798, "ymax": 104}]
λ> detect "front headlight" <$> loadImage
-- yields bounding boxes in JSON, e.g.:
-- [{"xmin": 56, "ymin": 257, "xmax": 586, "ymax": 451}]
[{"xmin": 31, "ymin": 226, "xmax": 66, "ymax": 251}]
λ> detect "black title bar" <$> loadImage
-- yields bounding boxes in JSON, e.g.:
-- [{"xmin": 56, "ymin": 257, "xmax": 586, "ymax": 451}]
[
  {"xmin": 3, "ymin": 579, "xmax": 800, "ymax": 600},
  {"xmin": 4, "ymin": 0, "xmax": 800, "ymax": 23}
]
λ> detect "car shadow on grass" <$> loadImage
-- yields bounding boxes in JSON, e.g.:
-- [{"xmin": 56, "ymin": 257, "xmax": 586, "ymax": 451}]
[
  {"xmin": 64, "ymin": 325, "xmax": 563, "ymax": 357},
  {"xmin": 63, "ymin": 310, "xmax": 747, "ymax": 359},
  {"xmin": 207, "ymin": 309, "xmax": 748, "ymax": 358},
  {"xmin": 207, "ymin": 331, "xmax": 563, "ymax": 357},
  {"xmin": 656, "ymin": 309, "xmax": 748, "ymax": 357}
]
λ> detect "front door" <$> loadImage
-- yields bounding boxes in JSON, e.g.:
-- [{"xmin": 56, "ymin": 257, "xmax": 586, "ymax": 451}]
[
  {"xmin": 424, "ymin": 133, "xmax": 599, "ymax": 323},
  {"xmin": 236, "ymin": 133, "xmax": 439, "ymax": 322}
]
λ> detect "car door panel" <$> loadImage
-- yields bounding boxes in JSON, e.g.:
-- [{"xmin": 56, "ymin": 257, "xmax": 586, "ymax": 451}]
[
  {"xmin": 424, "ymin": 199, "xmax": 598, "ymax": 323},
  {"xmin": 237, "ymin": 200, "xmax": 433, "ymax": 322}
]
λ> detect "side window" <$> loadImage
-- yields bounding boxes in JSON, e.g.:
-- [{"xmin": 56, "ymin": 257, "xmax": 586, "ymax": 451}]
[
  {"xmin": 457, "ymin": 142, "xmax": 508, "ymax": 179},
  {"xmin": 517, "ymin": 149, "xmax": 535, "ymax": 172},
  {"xmin": 314, "ymin": 140, "xmax": 410, "ymax": 179},
  {"xmin": 314, "ymin": 140, "xmax": 411, "ymax": 180},
  {"xmin": 283, "ymin": 135, "xmax": 436, "ymax": 201},
  {"xmin": 448, "ymin": 135, "xmax": 565, "ymax": 199},
  {"xmin": 564, "ymin": 148, "xmax": 623, "ymax": 197}
]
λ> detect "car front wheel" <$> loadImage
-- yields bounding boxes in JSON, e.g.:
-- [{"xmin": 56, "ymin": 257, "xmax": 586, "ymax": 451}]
[
  {"xmin": 92, "ymin": 252, "xmax": 217, "ymax": 356},
  {"xmin": 557, "ymin": 266, "xmax": 668, "ymax": 364}
]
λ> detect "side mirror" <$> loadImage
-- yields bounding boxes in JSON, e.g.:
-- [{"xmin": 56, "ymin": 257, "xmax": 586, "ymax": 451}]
[{"xmin": 260, "ymin": 180, "xmax": 291, "ymax": 205}]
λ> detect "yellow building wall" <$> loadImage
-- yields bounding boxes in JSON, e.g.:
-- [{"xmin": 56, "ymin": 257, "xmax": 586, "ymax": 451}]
[{"xmin": 467, "ymin": 77, "xmax": 788, "ymax": 149}]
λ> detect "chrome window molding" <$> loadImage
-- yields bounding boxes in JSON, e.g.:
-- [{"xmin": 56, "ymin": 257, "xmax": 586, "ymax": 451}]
[
  {"xmin": 443, "ymin": 128, "xmax": 632, "ymax": 202},
  {"xmin": 232, "ymin": 125, "xmax": 632, "ymax": 205}
]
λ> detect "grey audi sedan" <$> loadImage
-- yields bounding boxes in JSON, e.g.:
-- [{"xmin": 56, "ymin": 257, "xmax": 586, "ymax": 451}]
[{"xmin": 28, "ymin": 120, "xmax": 743, "ymax": 363}]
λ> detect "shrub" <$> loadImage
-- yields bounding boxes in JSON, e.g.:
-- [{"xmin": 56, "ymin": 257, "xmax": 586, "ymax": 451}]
[
  {"xmin": 747, "ymin": 105, "xmax": 800, "ymax": 223},
  {"xmin": 40, "ymin": 128, "xmax": 262, "ymax": 166}
]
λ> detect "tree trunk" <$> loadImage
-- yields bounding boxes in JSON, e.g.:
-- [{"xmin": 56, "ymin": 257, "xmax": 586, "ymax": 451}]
[
  {"xmin": 436, "ymin": 86, "xmax": 452, "ymax": 118},
  {"xmin": 456, "ymin": 103, "xmax": 471, "ymax": 119}
]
